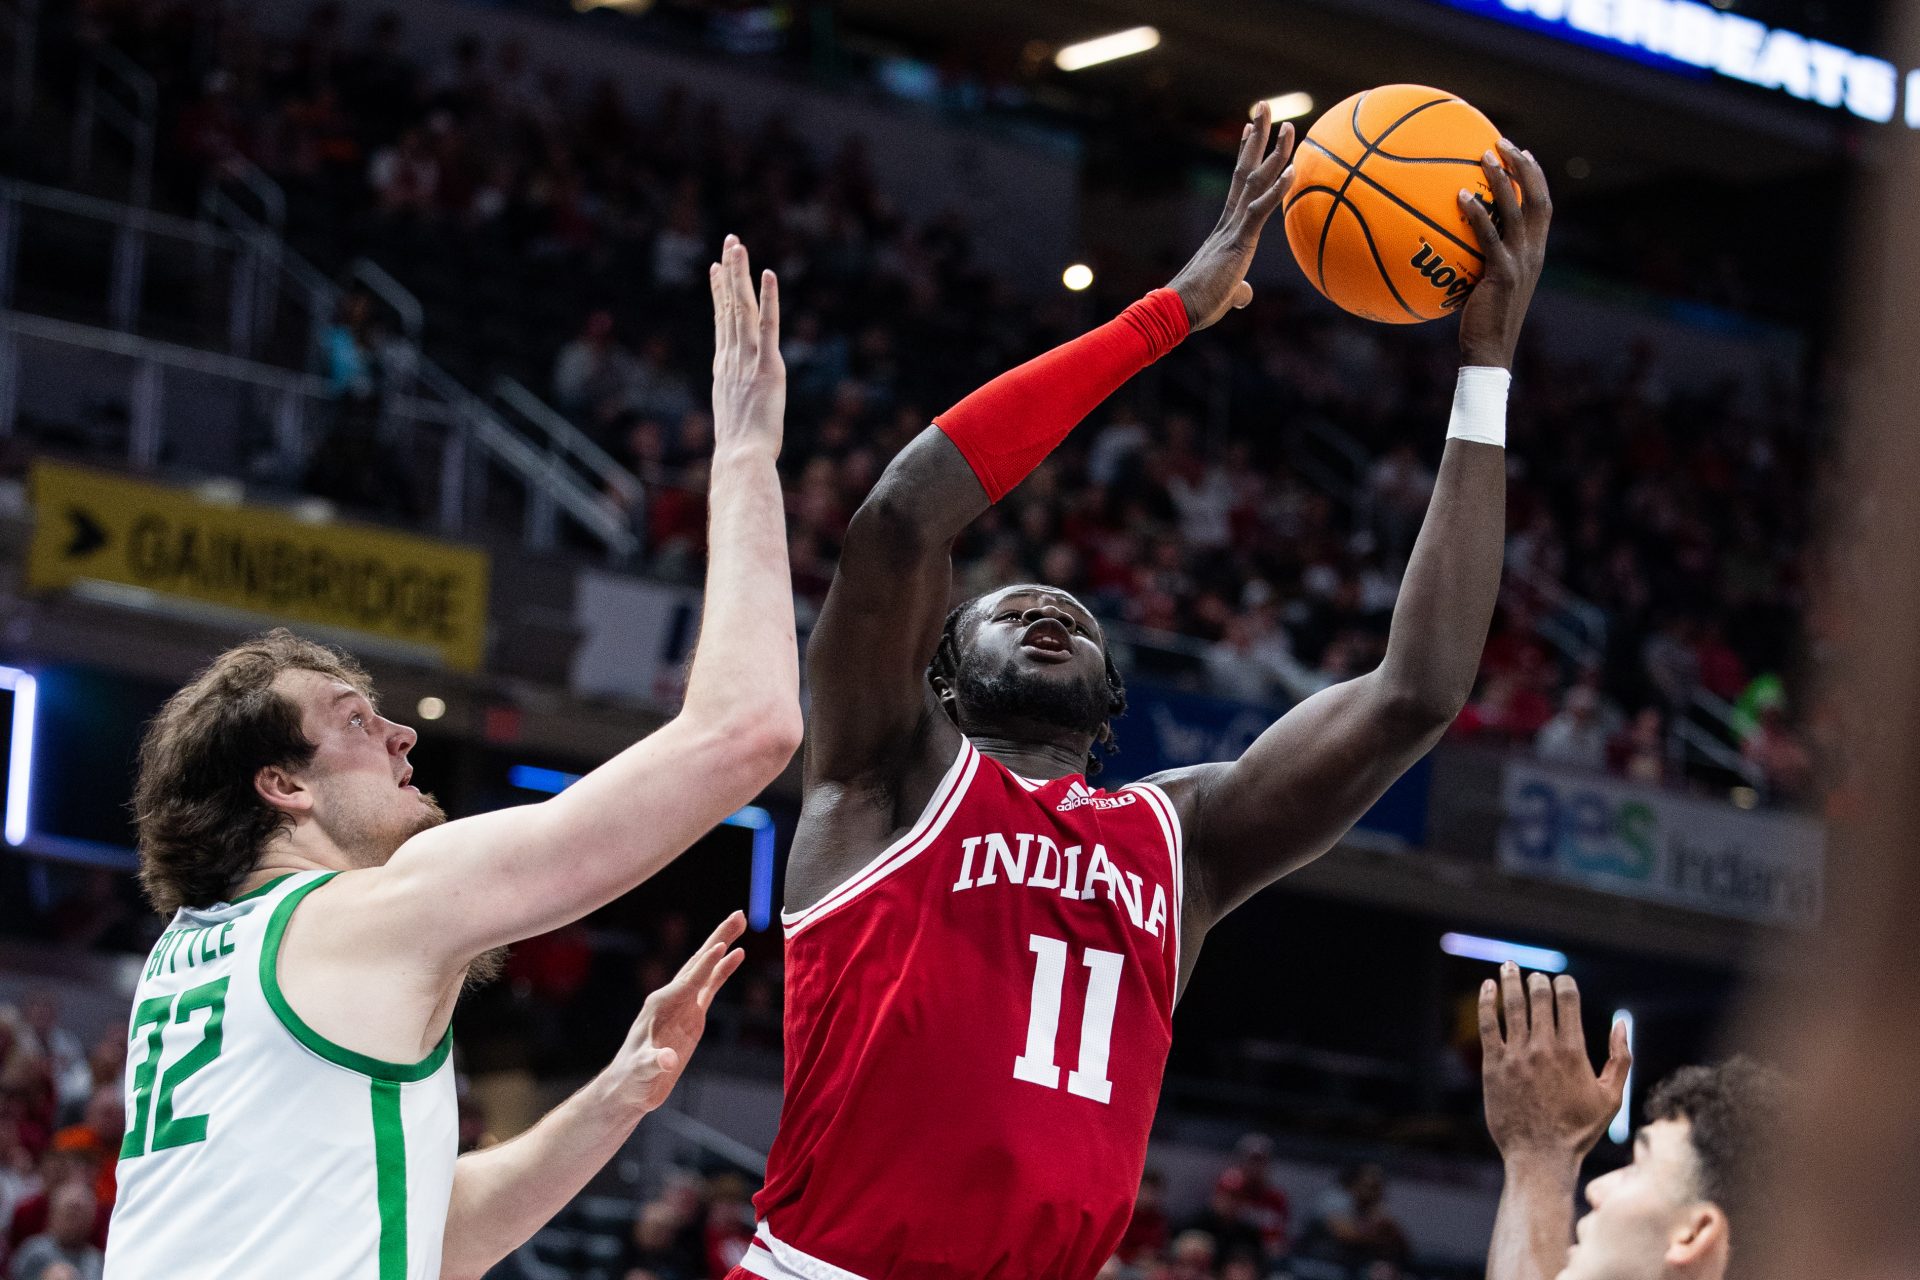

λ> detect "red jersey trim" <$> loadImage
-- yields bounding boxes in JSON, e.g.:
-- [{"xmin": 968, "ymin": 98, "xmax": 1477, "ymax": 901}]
[
  {"xmin": 1122, "ymin": 781, "xmax": 1185, "ymax": 967},
  {"xmin": 781, "ymin": 738, "xmax": 981, "ymax": 938},
  {"xmin": 742, "ymin": 1224, "xmax": 871, "ymax": 1280}
]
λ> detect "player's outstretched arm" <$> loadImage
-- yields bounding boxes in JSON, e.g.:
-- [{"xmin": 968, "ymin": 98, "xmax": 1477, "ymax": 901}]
[
  {"xmin": 311, "ymin": 240, "xmax": 800, "ymax": 983},
  {"xmin": 1481, "ymin": 965, "xmax": 1631, "ymax": 1280},
  {"xmin": 439, "ymin": 914, "xmax": 748, "ymax": 1280},
  {"xmin": 1168, "ymin": 142, "xmax": 1550, "ymax": 925},
  {"xmin": 803, "ymin": 106, "xmax": 1296, "ymax": 796}
]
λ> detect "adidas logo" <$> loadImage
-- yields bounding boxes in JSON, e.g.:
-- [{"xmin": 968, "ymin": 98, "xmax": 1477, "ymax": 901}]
[{"xmin": 1056, "ymin": 780, "xmax": 1137, "ymax": 813}]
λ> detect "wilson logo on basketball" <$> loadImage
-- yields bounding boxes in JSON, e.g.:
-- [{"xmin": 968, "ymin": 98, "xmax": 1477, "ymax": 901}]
[{"xmin": 1410, "ymin": 242, "xmax": 1476, "ymax": 311}]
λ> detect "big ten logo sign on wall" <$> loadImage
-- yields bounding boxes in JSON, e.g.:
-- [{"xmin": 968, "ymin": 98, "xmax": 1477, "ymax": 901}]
[{"xmin": 1496, "ymin": 760, "xmax": 1823, "ymax": 927}]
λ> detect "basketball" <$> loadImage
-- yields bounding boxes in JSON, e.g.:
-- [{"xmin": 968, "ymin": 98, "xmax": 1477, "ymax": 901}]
[{"xmin": 1283, "ymin": 85, "xmax": 1511, "ymax": 324}]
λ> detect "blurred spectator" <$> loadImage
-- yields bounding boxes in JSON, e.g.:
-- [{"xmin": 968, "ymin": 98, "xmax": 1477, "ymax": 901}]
[
  {"xmin": 1115, "ymin": 1169, "xmax": 1168, "ymax": 1265},
  {"xmin": 6, "ymin": 1149, "xmax": 106, "ymax": 1258},
  {"xmin": 622, "ymin": 1199, "xmax": 697, "ymax": 1280},
  {"xmin": 7, "ymin": 1183, "xmax": 99, "ymax": 1280},
  {"xmin": 1161, "ymin": 1229, "xmax": 1217, "ymax": 1280},
  {"xmin": 1534, "ymin": 684, "xmax": 1617, "ymax": 771},
  {"xmin": 1181, "ymin": 1181, "xmax": 1263, "ymax": 1268},
  {"xmin": 1212, "ymin": 1133, "xmax": 1290, "ymax": 1259},
  {"xmin": 14, "ymin": 1004, "xmax": 85, "ymax": 1126},
  {"xmin": 553, "ymin": 310, "xmax": 638, "ymax": 421},
  {"xmin": 1610, "ymin": 706, "xmax": 1669, "ymax": 785},
  {"xmin": 1744, "ymin": 703, "xmax": 1814, "ymax": 800},
  {"xmin": 1294, "ymin": 1163, "xmax": 1411, "ymax": 1272}
]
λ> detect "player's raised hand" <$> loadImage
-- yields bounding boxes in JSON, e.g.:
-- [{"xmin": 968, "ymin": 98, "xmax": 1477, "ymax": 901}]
[
  {"xmin": 1457, "ymin": 140, "xmax": 1551, "ymax": 370},
  {"xmin": 1479, "ymin": 963, "xmax": 1631, "ymax": 1162},
  {"xmin": 1166, "ymin": 98, "xmax": 1297, "ymax": 332},
  {"xmin": 709, "ymin": 235, "xmax": 785, "ymax": 456},
  {"xmin": 604, "ymin": 911, "xmax": 749, "ymax": 1115}
]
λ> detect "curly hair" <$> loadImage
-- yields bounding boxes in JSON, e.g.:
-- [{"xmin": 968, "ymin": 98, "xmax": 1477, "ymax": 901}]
[
  {"xmin": 1646, "ymin": 1056, "xmax": 1790, "ymax": 1248},
  {"xmin": 132, "ymin": 629, "xmax": 373, "ymax": 915},
  {"xmin": 927, "ymin": 595, "xmax": 1127, "ymax": 775}
]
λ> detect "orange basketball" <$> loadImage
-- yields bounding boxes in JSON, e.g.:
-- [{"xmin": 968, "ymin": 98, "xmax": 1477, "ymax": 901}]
[{"xmin": 1283, "ymin": 84, "xmax": 1511, "ymax": 324}]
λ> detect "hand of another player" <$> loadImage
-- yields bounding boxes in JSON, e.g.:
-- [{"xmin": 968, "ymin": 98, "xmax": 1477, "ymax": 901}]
[
  {"xmin": 604, "ymin": 911, "xmax": 749, "ymax": 1116},
  {"xmin": 1480, "ymin": 963, "xmax": 1630, "ymax": 1163},
  {"xmin": 1457, "ymin": 141, "xmax": 1551, "ymax": 370},
  {"xmin": 1166, "ymin": 99, "xmax": 1296, "ymax": 333},
  {"xmin": 709, "ymin": 235, "xmax": 786, "ymax": 458}
]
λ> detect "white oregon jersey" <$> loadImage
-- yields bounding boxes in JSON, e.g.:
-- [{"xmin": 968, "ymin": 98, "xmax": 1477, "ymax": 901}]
[{"xmin": 105, "ymin": 870, "xmax": 457, "ymax": 1280}]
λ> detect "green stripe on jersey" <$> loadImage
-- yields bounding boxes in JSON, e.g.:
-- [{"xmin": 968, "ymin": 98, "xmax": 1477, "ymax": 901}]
[
  {"xmin": 227, "ymin": 873, "xmax": 295, "ymax": 904},
  {"xmin": 258, "ymin": 873, "xmax": 452, "ymax": 1082},
  {"xmin": 370, "ymin": 1080, "xmax": 408, "ymax": 1280}
]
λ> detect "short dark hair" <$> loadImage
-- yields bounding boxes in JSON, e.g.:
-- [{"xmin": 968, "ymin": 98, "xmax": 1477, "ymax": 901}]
[
  {"xmin": 133, "ymin": 630, "xmax": 372, "ymax": 915},
  {"xmin": 1646, "ymin": 1057, "xmax": 1788, "ymax": 1243},
  {"xmin": 928, "ymin": 594, "xmax": 1127, "ymax": 775}
]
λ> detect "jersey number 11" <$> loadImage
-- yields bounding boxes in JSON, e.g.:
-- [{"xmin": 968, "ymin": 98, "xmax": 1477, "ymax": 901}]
[{"xmin": 1013, "ymin": 933, "xmax": 1122, "ymax": 1104}]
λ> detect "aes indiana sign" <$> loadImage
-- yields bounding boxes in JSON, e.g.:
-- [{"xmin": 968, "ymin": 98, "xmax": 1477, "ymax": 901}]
[{"xmin": 1497, "ymin": 759, "xmax": 1823, "ymax": 927}]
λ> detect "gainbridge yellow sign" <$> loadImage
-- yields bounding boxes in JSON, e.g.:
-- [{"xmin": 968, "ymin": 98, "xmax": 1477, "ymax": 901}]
[{"xmin": 27, "ymin": 461, "xmax": 490, "ymax": 671}]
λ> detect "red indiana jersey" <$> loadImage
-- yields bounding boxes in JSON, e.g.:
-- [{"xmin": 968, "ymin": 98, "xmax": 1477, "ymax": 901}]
[{"xmin": 738, "ymin": 737, "xmax": 1185, "ymax": 1280}]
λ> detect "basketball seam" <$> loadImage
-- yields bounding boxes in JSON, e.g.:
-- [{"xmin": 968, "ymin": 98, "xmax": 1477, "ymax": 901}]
[
  {"xmin": 1339, "ymin": 197, "xmax": 1422, "ymax": 321},
  {"xmin": 1315, "ymin": 91, "xmax": 1460, "ymax": 297},
  {"xmin": 1299, "ymin": 136, "xmax": 1487, "ymax": 265}
]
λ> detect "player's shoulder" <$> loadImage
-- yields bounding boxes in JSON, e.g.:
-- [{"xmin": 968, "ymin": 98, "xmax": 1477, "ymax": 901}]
[{"xmin": 1128, "ymin": 762, "xmax": 1227, "ymax": 816}]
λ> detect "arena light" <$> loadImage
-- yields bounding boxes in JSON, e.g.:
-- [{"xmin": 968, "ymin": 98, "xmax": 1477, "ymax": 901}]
[
  {"xmin": 416, "ymin": 696, "xmax": 447, "ymax": 722},
  {"xmin": 2, "ymin": 667, "xmax": 36, "ymax": 846},
  {"xmin": 1062, "ymin": 263, "xmax": 1094, "ymax": 291},
  {"xmin": 1054, "ymin": 26, "xmax": 1160, "ymax": 72},
  {"xmin": 1440, "ymin": 931, "xmax": 1568, "ymax": 973},
  {"xmin": 1252, "ymin": 92, "xmax": 1315, "ymax": 122},
  {"xmin": 1609, "ymin": 1008, "xmax": 1636, "ymax": 1144}
]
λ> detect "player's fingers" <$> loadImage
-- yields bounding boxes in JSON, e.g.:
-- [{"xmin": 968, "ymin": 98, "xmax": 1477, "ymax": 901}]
[
  {"xmin": 758, "ymin": 269, "xmax": 781, "ymax": 358},
  {"xmin": 1527, "ymin": 972, "xmax": 1555, "ymax": 1044},
  {"xmin": 728, "ymin": 239, "xmax": 757, "ymax": 344},
  {"xmin": 686, "ymin": 911, "xmax": 748, "ymax": 975},
  {"xmin": 1478, "ymin": 978, "xmax": 1504, "ymax": 1055},
  {"xmin": 1553, "ymin": 975, "xmax": 1584, "ymax": 1050},
  {"xmin": 1246, "ymin": 164, "xmax": 1296, "ymax": 227},
  {"xmin": 1599, "ymin": 1019, "xmax": 1633, "ymax": 1101},
  {"xmin": 1499, "ymin": 138, "xmax": 1552, "ymax": 222},
  {"xmin": 697, "ymin": 946, "xmax": 749, "ymax": 1010},
  {"xmin": 1499, "ymin": 962, "xmax": 1526, "ymax": 1042},
  {"xmin": 1233, "ymin": 100, "xmax": 1270, "ymax": 193},
  {"xmin": 1481, "ymin": 151, "xmax": 1523, "ymax": 240},
  {"xmin": 1459, "ymin": 192, "xmax": 1502, "ymax": 261}
]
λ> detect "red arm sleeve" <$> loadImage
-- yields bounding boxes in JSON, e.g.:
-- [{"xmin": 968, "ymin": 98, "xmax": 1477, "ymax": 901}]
[{"xmin": 933, "ymin": 288, "xmax": 1190, "ymax": 502}]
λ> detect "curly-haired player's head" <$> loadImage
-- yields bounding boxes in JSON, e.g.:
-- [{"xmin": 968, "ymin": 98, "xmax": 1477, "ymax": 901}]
[
  {"xmin": 927, "ymin": 585, "xmax": 1126, "ymax": 775},
  {"xmin": 1561, "ymin": 1056, "xmax": 1789, "ymax": 1280}
]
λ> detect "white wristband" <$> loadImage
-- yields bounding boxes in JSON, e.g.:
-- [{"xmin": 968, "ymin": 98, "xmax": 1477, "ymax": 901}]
[{"xmin": 1447, "ymin": 366, "xmax": 1511, "ymax": 448}]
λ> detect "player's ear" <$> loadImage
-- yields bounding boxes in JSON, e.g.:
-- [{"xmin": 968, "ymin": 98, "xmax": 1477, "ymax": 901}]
[
  {"xmin": 255, "ymin": 764, "xmax": 313, "ymax": 818},
  {"xmin": 930, "ymin": 675, "xmax": 957, "ymax": 710},
  {"xmin": 1665, "ymin": 1202, "xmax": 1728, "ymax": 1270}
]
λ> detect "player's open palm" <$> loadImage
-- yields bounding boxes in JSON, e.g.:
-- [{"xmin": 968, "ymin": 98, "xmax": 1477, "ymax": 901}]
[
  {"xmin": 709, "ymin": 235, "xmax": 785, "ymax": 456},
  {"xmin": 608, "ymin": 911, "xmax": 749, "ymax": 1114},
  {"xmin": 1167, "ymin": 98, "xmax": 1297, "ymax": 332},
  {"xmin": 1457, "ymin": 140, "xmax": 1551, "ymax": 369},
  {"xmin": 1480, "ymin": 964, "xmax": 1631, "ymax": 1162}
]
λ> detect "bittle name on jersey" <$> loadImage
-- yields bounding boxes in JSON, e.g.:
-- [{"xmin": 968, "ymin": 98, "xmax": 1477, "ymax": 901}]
[{"xmin": 951, "ymin": 833, "xmax": 1169, "ymax": 938}]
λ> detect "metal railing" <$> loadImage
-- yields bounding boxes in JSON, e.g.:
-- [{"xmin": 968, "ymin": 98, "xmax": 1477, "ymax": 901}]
[
  {"xmin": 494, "ymin": 376, "xmax": 644, "ymax": 506},
  {"xmin": 69, "ymin": 45, "xmax": 154, "ymax": 207}
]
